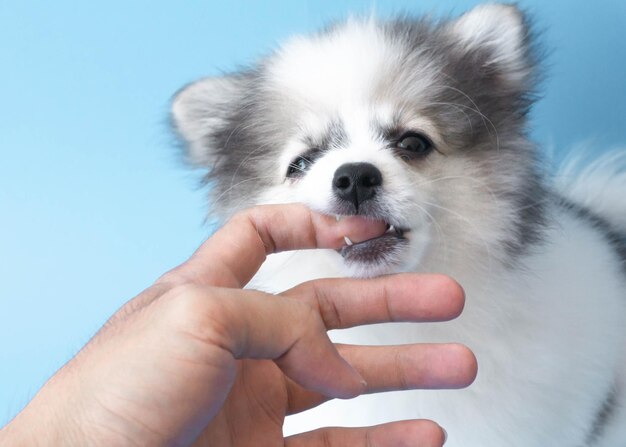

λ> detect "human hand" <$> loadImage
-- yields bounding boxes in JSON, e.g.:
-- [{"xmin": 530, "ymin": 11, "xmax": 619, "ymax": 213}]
[{"xmin": 1, "ymin": 204, "xmax": 476, "ymax": 446}]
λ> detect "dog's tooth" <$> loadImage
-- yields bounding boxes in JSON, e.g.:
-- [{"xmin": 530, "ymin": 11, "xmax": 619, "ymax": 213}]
[
  {"xmin": 344, "ymin": 236, "xmax": 353, "ymax": 246},
  {"xmin": 388, "ymin": 225, "xmax": 395, "ymax": 233},
  {"xmin": 335, "ymin": 215, "xmax": 341, "ymax": 222}
]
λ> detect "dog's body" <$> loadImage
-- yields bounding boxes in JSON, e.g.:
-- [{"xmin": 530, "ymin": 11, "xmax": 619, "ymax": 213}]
[{"xmin": 171, "ymin": 4, "xmax": 626, "ymax": 445}]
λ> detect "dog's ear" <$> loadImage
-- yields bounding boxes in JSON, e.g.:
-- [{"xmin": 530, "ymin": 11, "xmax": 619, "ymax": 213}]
[
  {"xmin": 171, "ymin": 75, "xmax": 245, "ymax": 166},
  {"xmin": 450, "ymin": 4, "xmax": 534, "ymax": 86}
]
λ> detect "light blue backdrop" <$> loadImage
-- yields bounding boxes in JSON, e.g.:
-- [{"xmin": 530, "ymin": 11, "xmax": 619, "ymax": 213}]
[{"xmin": 1, "ymin": 0, "xmax": 625, "ymax": 425}]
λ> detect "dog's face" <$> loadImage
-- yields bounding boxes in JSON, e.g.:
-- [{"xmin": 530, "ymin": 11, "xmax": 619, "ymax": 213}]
[{"xmin": 172, "ymin": 4, "xmax": 545, "ymax": 278}]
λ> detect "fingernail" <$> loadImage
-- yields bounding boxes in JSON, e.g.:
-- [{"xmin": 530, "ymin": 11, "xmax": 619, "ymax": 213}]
[{"xmin": 442, "ymin": 427, "xmax": 448, "ymax": 444}]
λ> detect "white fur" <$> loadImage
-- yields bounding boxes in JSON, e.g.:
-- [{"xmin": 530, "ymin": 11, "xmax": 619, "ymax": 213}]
[{"xmin": 268, "ymin": 19, "xmax": 431, "ymax": 114}]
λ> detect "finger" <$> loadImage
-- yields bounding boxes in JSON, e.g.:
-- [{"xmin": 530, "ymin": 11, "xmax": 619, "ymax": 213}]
[
  {"xmin": 194, "ymin": 287, "xmax": 366, "ymax": 399},
  {"xmin": 285, "ymin": 419, "xmax": 446, "ymax": 447},
  {"xmin": 285, "ymin": 343, "xmax": 477, "ymax": 414},
  {"xmin": 282, "ymin": 273, "xmax": 465, "ymax": 329},
  {"xmin": 160, "ymin": 204, "xmax": 387, "ymax": 288}
]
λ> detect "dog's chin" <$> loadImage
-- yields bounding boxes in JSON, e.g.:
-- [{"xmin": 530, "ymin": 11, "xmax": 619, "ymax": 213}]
[
  {"xmin": 337, "ymin": 227, "xmax": 419, "ymax": 278},
  {"xmin": 341, "ymin": 257, "xmax": 406, "ymax": 278}
]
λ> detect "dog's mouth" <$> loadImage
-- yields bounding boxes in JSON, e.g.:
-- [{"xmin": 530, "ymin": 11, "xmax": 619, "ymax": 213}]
[{"xmin": 338, "ymin": 221, "xmax": 410, "ymax": 265}]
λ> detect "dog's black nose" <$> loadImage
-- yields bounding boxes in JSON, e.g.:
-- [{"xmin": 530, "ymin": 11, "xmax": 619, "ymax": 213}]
[{"xmin": 333, "ymin": 162, "xmax": 382, "ymax": 211}]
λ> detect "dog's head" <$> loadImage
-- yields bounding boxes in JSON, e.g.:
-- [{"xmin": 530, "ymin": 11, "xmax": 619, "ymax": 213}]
[{"xmin": 172, "ymin": 4, "xmax": 545, "ymax": 277}]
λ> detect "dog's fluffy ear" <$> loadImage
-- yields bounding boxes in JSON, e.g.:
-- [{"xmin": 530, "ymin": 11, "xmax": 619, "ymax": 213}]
[
  {"xmin": 450, "ymin": 4, "xmax": 533, "ymax": 85},
  {"xmin": 171, "ymin": 75, "xmax": 244, "ymax": 166}
]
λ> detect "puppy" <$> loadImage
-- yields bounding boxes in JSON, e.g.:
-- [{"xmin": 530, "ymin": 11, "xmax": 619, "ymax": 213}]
[{"xmin": 171, "ymin": 4, "xmax": 626, "ymax": 445}]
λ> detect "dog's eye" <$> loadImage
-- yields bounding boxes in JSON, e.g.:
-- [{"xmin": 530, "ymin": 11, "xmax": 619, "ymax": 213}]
[
  {"xmin": 396, "ymin": 132, "xmax": 433, "ymax": 156},
  {"xmin": 286, "ymin": 148, "xmax": 323, "ymax": 178},
  {"xmin": 287, "ymin": 156, "xmax": 311, "ymax": 177}
]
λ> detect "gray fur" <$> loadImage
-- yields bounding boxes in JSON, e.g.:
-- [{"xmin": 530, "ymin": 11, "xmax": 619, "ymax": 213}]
[
  {"xmin": 559, "ymin": 198, "xmax": 626, "ymax": 274},
  {"xmin": 586, "ymin": 388, "xmax": 619, "ymax": 446}
]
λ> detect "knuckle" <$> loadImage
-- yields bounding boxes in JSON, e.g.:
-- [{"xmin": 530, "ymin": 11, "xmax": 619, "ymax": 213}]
[
  {"xmin": 160, "ymin": 285, "xmax": 230, "ymax": 345},
  {"xmin": 230, "ymin": 208, "xmax": 251, "ymax": 224},
  {"xmin": 290, "ymin": 299, "xmax": 325, "ymax": 340},
  {"xmin": 162, "ymin": 283, "xmax": 205, "ymax": 306},
  {"xmin": 302, "ymin": 301, "xmax": 324, "ymax": 329},
  {"xmin": 314, "ymin": 284, "xmax": 343, "ymax": 329},
  {"xmin": 231, "ymin": 205, "xmax": 265, "ymax": 227},
  {"xmin": 394, "ymin": 349, "xmax": 411, "ymax": 390},
  {"xmin": 153, "ymin": 269, "xmax": 181, "ymax": 287}
]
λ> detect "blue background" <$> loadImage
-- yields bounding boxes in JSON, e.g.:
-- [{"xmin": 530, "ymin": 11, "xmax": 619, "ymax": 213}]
[{"xmin": 1, "ymin": 0, "xmax": 625, "ymax": 425}]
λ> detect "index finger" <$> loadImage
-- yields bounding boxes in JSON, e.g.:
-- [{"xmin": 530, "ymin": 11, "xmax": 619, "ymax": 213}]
[
  {"xmin": 161, "ymin": 204, "xmax": 387, "ymax": 288},
  {"xmin": 282, "ymin": 273, "xmax": 465, "ymax": 329}
]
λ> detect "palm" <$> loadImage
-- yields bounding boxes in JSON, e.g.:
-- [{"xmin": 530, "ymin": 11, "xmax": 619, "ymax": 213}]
[{"xmin": 193, "ymin": 359, "xmax": 289, "ymax": 446}]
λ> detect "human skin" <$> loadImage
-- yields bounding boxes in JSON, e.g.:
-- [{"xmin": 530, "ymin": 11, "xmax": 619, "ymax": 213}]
[{"xmin": 0, "ymin": 204, "xmax": 477, "ymax": 446}]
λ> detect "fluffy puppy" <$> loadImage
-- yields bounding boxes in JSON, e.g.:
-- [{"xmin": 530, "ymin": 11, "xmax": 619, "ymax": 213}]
[{"xmin": 171, "ymin": 4, "xmax": 626, "ymax": 446}]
